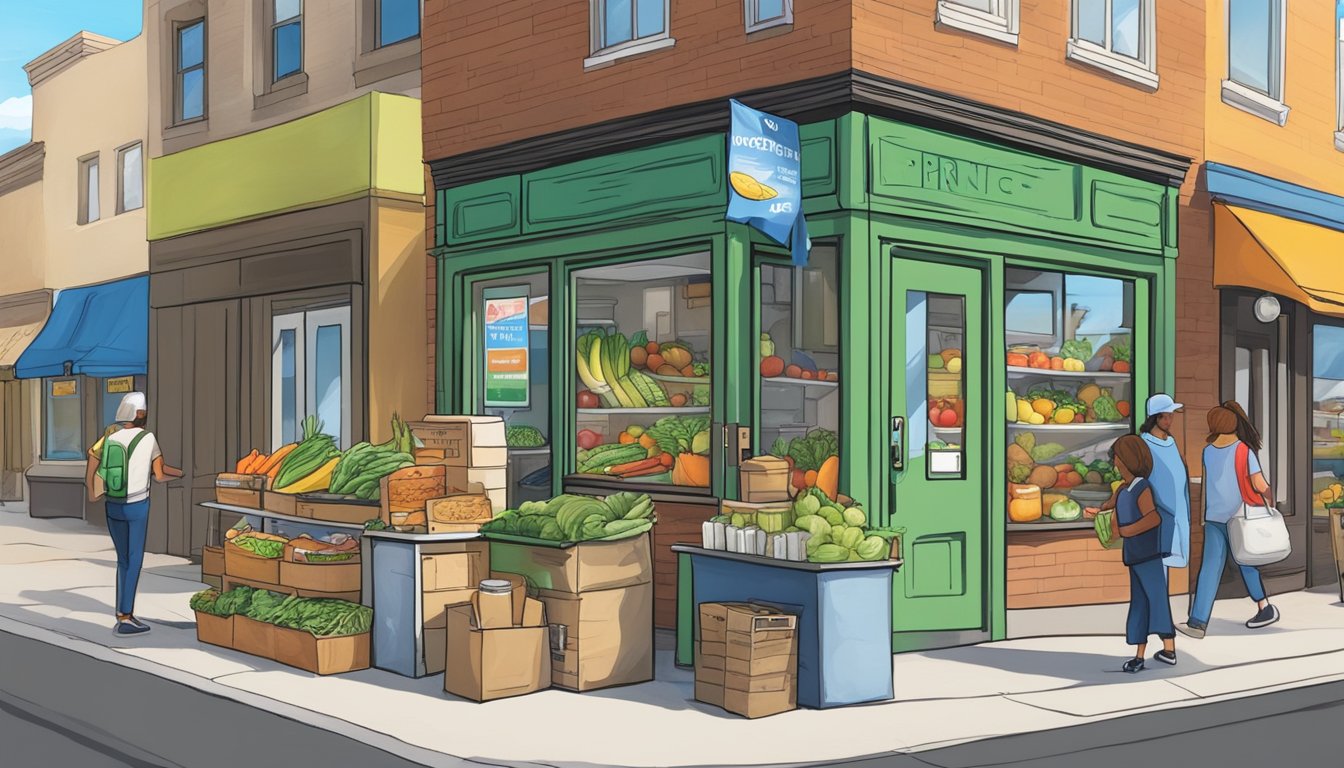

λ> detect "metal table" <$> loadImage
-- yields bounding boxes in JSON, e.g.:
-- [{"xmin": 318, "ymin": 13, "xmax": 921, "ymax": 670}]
[{"xmin": 673, "ymin": 545, "xmax": 901, "ymax": 709}]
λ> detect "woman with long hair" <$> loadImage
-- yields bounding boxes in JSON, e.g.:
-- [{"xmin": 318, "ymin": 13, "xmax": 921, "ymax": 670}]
[
  {"xmin": 1178, "ymin": 401, "xmax": 1279, "ymax": 638},
  {"xmin": 1108, "ymin": 434, "xmax": 1176, "ymax": 672}
]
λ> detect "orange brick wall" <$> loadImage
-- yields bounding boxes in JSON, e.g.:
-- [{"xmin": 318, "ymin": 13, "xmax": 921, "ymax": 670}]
[{"xmin": 1008, "ymin": 529, "xmax": 1192, "ymax": 609}]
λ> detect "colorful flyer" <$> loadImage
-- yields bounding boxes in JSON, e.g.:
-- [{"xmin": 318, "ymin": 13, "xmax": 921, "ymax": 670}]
[{"xmin": 483, "ymin": 287, "xmax": 530, "ymax": 407}]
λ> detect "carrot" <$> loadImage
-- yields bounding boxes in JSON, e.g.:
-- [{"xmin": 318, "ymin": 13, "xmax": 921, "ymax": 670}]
[
  {"xmin": 236, "ymin": 449, "xmax": 258, "ymax": 473},
  {"xmin": 246, "ymin": 452, "xmax": 269, "ymax": 473},
  {"xmin": 610, "ymin": 457, "xmax": 663, "ymax": 475},
  {"xmin": 620, "ymin": 465, "xmax": 670, "ymax": 478},
  {"xmin": 659, "ymin": 452, "xmax": 675, "ymax": 468},
  {"xmin": 816, "ymin": 455, "xmax": 841, "ymax": 500},
  {"xmin": 256, "ymin": 443, "xmax": 297, "ymax": 475},
  {"xmin": 804, "ymin": 469, "xmax": 819, "ymax": 487}
]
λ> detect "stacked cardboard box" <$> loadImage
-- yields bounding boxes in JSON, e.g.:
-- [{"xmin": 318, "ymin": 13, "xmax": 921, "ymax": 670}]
[
  {"xmin": 695, "ymin": 603, "xmax": 798, "ymax": 718},
  {"xmin": 421, "ymin": 541, "xmax": 491, "ymax": 675},
  {"xmin": 444, "ymin": 574, "xmax": 550, "ymax": 702},
  {"xmin": 410, "ymin": 415, "xmax": 509, "ymax": 519}
]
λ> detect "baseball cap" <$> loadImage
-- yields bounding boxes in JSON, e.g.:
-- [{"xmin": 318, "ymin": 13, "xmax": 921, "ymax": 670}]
[
  {"xmin": 1145, "ymin": 393, "xmax": 1183, "ymax": 417},
  {"xmin": 114, "ymin": 392, "xmax": 147, "ymax": 422}
]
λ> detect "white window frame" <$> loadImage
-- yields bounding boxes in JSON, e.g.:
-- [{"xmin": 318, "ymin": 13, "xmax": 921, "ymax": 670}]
[
  {"xmin": 585, "ymin": 0, "xmax": 674, "ymax": 70},
  {"xmin": 936, "ymin": 0, "xmax": 1019, "ymax": 46},
  {"xmin": 1067, "ymin": 0, "xmax": 1159, "ymax": 90},
  {"xmin": 1221, "ymin": 0, "xmax": 1288, "ymax": 126},
  {"xmin": 271, "ymin": 307, "xmax": 352, "ymax": 450},
  {"xmin": 78, "ymin": 153, "xmax": 100, "ymax": 225},
  {"xmin": 116, "ymin": 141, "xmax": 143, "ymax": 214},
  {"xmin": 745, "ymin": 0, "xmax": 793, "ymax": 34}
]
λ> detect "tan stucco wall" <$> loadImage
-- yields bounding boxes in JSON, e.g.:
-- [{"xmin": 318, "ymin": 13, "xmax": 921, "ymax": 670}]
[
  {"xmin": 367, "ymin": 198, "xmax": 429, "ymax": 442},
  {"xmin": 0, "ymin": 180, "xmax": 46, "ymax": 294},
  {"xmin": 31, "ymin": 35, "xmax": 147, "ymax": 290}
]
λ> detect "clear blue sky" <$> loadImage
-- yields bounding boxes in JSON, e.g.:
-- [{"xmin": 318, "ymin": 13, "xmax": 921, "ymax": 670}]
[{"xmin": 0, "ymin": 0, "xmax": 143, "ymax": 154}]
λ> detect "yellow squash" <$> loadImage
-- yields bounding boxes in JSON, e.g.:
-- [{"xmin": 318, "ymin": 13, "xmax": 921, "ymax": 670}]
[{"xmin": 275, "ymin": 456, "xmax": 340, "ymax": 494}]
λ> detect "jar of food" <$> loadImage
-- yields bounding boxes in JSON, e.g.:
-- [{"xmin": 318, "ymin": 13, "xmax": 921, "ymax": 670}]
[
  {"xmin": 1008, "ymin": 483, "xmax": 1043, "ymax": 523},
  {"xmin": 476, "ymin": 578, "xmax": 514, "ymax": 628}
]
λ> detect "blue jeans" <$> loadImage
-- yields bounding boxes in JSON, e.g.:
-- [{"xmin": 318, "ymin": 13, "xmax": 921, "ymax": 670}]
[
  {"xmin": 1189, "ymin": 520, "xmax": 1266, "ymax": 626},
  {"xmin": 105, "ymin": 499, "xmax": 149, "ymax": 616},
  {"xmin": 1127, "ymin": 557, "xmax": 1174, "ymax": 645}
]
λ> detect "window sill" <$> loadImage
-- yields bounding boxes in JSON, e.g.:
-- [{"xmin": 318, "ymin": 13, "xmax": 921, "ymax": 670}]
[
  {"xmin": 584, "ymin": 36, "xmax": 675, "ymax": 71},
  {"xmin": 1067, "ymin": 40, "xmax": 1158, "ymax": 90},
  {"xmin": 1336, "ymin": 131, "xmax": 1344, "ymax": 152},
  {"xmin": 255, "ymin": 72, "xmax": 309, "ymax": 110},
  {"xmin": 935, "ymin": 2, "xmax": 1017, "ymax": 46},
  {"xmin": 746, "ymin": 18, "xmax": 793, "ymax": 36},
  {"xmin": 164, "ymin": 119, "xmax": 208, "ymax": 141},
  {"xmin": 1221, "ymin": 80, "xmax": 1289, "ymax": 126},
  {"xmin": 354, "ymin": 38, "xmax": 420, "ymax": 88}
]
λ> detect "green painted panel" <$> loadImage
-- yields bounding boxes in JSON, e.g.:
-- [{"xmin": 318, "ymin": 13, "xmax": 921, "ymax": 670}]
[
  {"xmin": 1089, "ymin": 176, "xmax": 1164, "ymax": 250},
  {"xmin": 800, "ymin": 121, "xmax": 837, "ymax": 199},
  {"xmin": 524, "ymin": 136, "xmax": 724, "ymax": 234},
  {"xmin": 441, "ymin": 176, "xmax": 521, "ymax": 245}
]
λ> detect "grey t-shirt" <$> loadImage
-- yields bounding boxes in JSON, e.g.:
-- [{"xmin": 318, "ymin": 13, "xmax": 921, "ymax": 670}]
[{"xmin": 1202, "ymin": 441, "xmax": 1261, "ymax": 524}]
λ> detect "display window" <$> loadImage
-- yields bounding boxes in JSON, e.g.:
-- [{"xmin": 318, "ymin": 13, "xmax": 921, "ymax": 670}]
[
  {"xmin": 913, "ymin": 291, "xmax": 967, "ymax": 479},
  {"xmin": 572, "ymin": 253, "xmax": 713, "ymax": 488},
  {"xmin": 757, "ymin": 245, "xmax": 841, "ymax": 493},
  {"xmin": 1004, "ymin": 267, "xmax": 1134, "ymax": 525},
  {"xmin": 472, "ymin": 272, "xmax": 551, "ymax": 506},
  {"xmin": 41, "ymin": 377, "xmax": 83, "ymax": 460},
  {"xmin": 1310, "ymin": 323, "xmax": 1344, "ymax": 518}
]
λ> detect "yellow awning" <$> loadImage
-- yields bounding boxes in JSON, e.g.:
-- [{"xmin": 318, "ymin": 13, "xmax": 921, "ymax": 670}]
[{"xmin": 1215, "ymin": 204, "xmax": 1344, "ymax": 316}]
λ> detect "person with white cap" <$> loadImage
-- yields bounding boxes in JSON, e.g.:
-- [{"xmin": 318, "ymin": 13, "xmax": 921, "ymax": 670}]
[
  {"xmin": 1139, "ymin": 393, "xmax": 1192, "ymax": 574},
  {"xmin": 85, "ymin": 391, "xmax": 183, "ymax": 636}
]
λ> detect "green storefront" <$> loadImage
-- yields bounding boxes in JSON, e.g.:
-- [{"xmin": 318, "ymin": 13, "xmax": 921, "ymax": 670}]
[{"xmin": 433, "ymin": 112, "xmax": 1182, "ymax": 656}]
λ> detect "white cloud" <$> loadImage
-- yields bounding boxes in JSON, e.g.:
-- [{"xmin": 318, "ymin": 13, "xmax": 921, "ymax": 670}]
[{"xmin": 0, "ymin": 95, "xmax": 34, "ymax": 132}]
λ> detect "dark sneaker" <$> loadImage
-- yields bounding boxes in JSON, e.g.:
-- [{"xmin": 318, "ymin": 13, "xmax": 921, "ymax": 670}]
[
  {"xmin": 1154, "ymin": 650, "xmax": 1177, "ymax": 666},
  {"xmin": 1246, "ymin": 604, "xmax": 1280, "ymax": 629},
  {"xmin": 1122, "ymin": 657, "xmax": 1145, "ymax": 674},
  {"xmin": 1177, "ymin": 620, "xmax": 1206, "ymax": 639},
  {"xmin": 127, "ymin": 616, "xmax": 150, "ymax": 629},
  {"xmin": 115, "ymin": 620, "xmax": 150, "ymax": 636}
]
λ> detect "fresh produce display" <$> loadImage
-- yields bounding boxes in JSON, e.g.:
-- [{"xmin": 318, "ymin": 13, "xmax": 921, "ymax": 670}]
[
  {"xmin": 235, "ymin": 449, "xmax": 269, "ymax": 473},
  {"xmin": 326, "ymin": 414, "xmax": 416, "ymax": 500},
  {"xmin": 768, "ymin": 428, "xmax": 839, "ymax": 495},
  {"xmin": 578, "ymin": 328, "xmax": 707, "ymax": 410},
  {"xmin": 928, "ymin": 395, "xmax": 964, "ymax": 428},
  {"xmin": 787, "ymin": 490, "xmax": 888, "ymax": 562},
  {"xmin": 230, "ymin": 534, "xmax": 286, "ymax": 559},
  {"xmin": 273, "ymin": 415, "xmax": 342, "ymax": 493},
  {"xmin": 760, "ymin": 333, "xmax": 840, "ymax": 383},
  {"xmin": 927, "ymin": 348, "xmax": 963, "ymax": 375},
  {"xmin": 576, "ymin": 415, "xmax": 708, "ymax": 484},
  {"xmin": 506, "ymin": 424, "xmax": 546, "ymax": 448},
  {"xmin": 480, "ymin": 491, "xmax": 655, "ymax": 543},
  {"xmin": 1007, "ymin": 431, "xmax": 1123, "ymax": 521},
  {"xmin": 1048, "ymin": 497, "xmax": 1083, "ymax": 522},
  {"xmin": 190, "ymin": 586, "xmax": 372, "ymax": 637},
  {"xmin": 225, "ymin": 522, "xmax": 358, "ymax": 562},
  {"xmin": 1314, "ymin": 480, "xmax": 1344, "ymax": 511},
  {"xmin": 1008, "ymin": 384, "xmax": 1128, "ymax": 425}
]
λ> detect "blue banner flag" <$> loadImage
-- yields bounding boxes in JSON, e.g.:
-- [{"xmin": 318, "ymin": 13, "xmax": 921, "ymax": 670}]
[{"xmin": 726, "ymin": 100, "xmax": 810, "ymax": 267}]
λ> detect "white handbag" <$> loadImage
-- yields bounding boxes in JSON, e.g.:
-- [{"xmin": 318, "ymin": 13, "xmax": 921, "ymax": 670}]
[{"xmin": 1226, "ymin": 444, "xmax": 1291, "ymax": 567}]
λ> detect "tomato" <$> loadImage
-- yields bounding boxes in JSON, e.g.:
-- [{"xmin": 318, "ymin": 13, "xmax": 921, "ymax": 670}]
[
  {"xmin": 929, "ymin": 407, "xmax": 943, "ymax": 426},
  {"xmin": 577, "ymin": 390, "xmax": 600, "ymax": 409},
  {"xmin": 939, "ymin": 409, "xmax": 959, "ymax": 428}
]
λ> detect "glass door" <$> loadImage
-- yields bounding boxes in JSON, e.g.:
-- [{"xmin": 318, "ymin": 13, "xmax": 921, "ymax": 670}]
[{"xmin": 890, "ymin": 255, "xmax": 987, "ymax": 635}]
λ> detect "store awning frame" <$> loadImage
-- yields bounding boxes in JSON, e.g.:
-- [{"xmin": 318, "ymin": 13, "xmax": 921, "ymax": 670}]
[
  {"xmin": 0, "ymin": 289, "xmax": 52, "ymax": 375},
  {"xmin": 1213, "ymin": 204, "xmax": 1344, "ymax": 317},
  {"xmin": 13, "ymin": 276, "xmax": 149, "ymax": 380}
]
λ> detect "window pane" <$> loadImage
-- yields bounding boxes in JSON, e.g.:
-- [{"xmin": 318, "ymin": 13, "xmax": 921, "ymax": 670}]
[
  {"xmin": 950, "ymin": 0, "xmax": 993, "ymax": 12},
  {"xmin": 1076, "ymin": 0, "xmax": 1105, "ymax": 45},
  {"xmin": 314, "ymin": 324, "xmax": 342, "ymax": 445},
  {"xmin": 1312, "ymin": 325, "xmax": 1344, "ymax": 519},
  {"xmin": 636, "ymin": 0, "xmax": 664, "ymax": 38},
  {"xmin": 604, "ymin": 0, "xmax": 633, "ymax": 47},
  {"xmin": 1112, "ymin": 0, "xmax": 1141, "ymax": 59},
  {"xmin": 275, "ymin": 0, "xmax": 301, "ymax": 23},
  {"xmin": 181, "ymin": 68, "xmax": 204, "ymax": 121},
  {"xmin": 86, "ymin": 161, "xmax": 99, "ymax": 222},
  {"xmin": 925, "ymin": 293, "xmax": 966, "ymax": 477},
  {"xmin": 759, "ymin": 246, "xmax": 840, "ymax": 491},
  {"xmin": 1229, "ymin": 0, "xmax": 1273, "ymax": 94},
  {"xmin": 1006, "ymin": 292, "xmax": 1055, "ymax": 337},
  {"xmin": 44, "ymin": 381, "xmax": 83, "ymax": 460},
  {"xmin": 121, "ymin": 144, "xmax": 143, "ymax": 211},
  {"xmin": 905, "ymin": 292, "xmax": 929, "ymax": 466},
  {"xmin": 379, "ymin": 0, "xmax": 421, "ymax": 46},
  {"xmin": 280, "ymin": 328, "xmax": 297, "ymax": 445},
  {"xmin": 757, "ymin": 0, "xmax": 788, "ymax": 21},
  {"xmin": 274, "ymin": 22, "xmax": 302, "ymax": 79},
  {"xmin": 179, "ymin": 21, "xmax": 204, "ymax": 69}
]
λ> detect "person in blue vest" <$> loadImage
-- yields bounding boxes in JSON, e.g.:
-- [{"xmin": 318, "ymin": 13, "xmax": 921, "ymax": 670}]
[
  {"xmin": 1140, "ymin": 394, "xmax": 1192, "ymax": 573},
  {"xmin": 1108, "ymin": 434, "xmax": 1176, "ymax": 673},
  {"xmin": 84, "ymin": 392, "xmax": 183, "ymax": 635}
]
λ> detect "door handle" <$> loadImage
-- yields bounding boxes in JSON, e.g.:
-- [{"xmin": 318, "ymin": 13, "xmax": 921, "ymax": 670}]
[{"xmin": 890, "ymin": 416, "xmax": 905, "ymax": 472}]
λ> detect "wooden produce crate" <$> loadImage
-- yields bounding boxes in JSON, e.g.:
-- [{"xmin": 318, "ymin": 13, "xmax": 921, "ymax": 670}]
[
  {"xmin": 215, "ymin": 473, "xmax": 266, "ymax": 507},
  {"xmin": 272, "ymin": 625, "xmax": 370, "ymax": 675},
  {"xmin": 296, "ymin": 494, "xmax": 381, "ymax": 525},
  {"xmin": 223, "ymin": 539, "xmax": 282, "ymax": 584},
  {"xmin": 194, "ymin": 611, "xmax": 234, "ymax": 649}
]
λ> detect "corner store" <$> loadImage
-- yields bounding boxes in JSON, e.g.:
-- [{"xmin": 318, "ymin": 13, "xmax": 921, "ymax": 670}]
[{"xmin": 431, "ymin": 110, "xmax": 1189, "ymax": 651}]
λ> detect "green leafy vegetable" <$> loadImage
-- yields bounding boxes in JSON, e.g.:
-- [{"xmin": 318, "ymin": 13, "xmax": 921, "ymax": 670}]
[
  {"xmin": 212, "ymin": 586, "xmax": 255, "ymax": 617},
  {"xmin": 1060, "ymin": 339, "xmax": 1093, "ymax": 362},
  {"xmin": 231, "ymin": 536, "xmax": 285, "ymax": 559},
  {"xmin": 647, "ymin": 415, "xmax": 711, "ymax": 456},
  {"xmin": 1093, "ymin": 395, "xmax": 1123, "ymax": 422},
  {"xmin": 190, "ymin": 589, "xmax": 222, "ymax": 616},
  {"xmin": 1110, "ymin": 341, "xmax": 1131, "ymax": 363},
  {"xmin": 506, "ymin": 424, "xmax": 546, "ymax": 448}
]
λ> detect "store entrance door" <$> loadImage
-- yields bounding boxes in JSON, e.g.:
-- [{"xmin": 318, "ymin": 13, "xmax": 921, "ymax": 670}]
[{"xmin": 889, "ymin": 255, "xmax": 988, "ymax": 643}]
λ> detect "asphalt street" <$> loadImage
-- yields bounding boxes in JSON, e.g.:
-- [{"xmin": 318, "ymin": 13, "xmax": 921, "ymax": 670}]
[{"xmin": 4, "ymin": 624, "xmax": 1344, "ymax": 768}]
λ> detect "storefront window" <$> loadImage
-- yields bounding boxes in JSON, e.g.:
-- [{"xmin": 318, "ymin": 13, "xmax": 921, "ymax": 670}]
[
  {"xmin": 271, "ymin": 306, "xmax": 351, "ymax": 449},
  {"xmin": 42, "ymin": 377, "xmax": 82, "ymax": 460},
  {"xmin": 473, "ymin": 272, "xmax": 551, "ymax": 506},
  {"xmin": 913, "ymin": 291, "xmax": 966, "ymax": 478},
  {"xmin": 1311, "ymin": 323, "xmax": 1344, "ymax": 518},
  {"xmin": 573, "ymin": 253, "xmax": 712, "ymax": 488},
  {"xmin": 1005, "ymin": 267, "xmax": 1134, "ymax": 525},
  {"xmin": 759, "ymin": 245, "xmax": 840, "ymax": 491}
]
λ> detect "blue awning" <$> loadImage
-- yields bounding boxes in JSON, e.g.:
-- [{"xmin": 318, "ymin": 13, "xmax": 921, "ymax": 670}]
[{"xmin": 14, "ymin": 276, "xmax": 148, "ymax": 379}]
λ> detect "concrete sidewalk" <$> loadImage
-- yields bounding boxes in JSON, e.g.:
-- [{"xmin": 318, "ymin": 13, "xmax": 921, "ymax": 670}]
[{"xmin": 2, "ymin": 508, "xmax": 1343, "ymax": 768}]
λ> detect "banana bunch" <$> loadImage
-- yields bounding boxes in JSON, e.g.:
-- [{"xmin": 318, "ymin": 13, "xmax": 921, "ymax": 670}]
[{"xmin": 273, "ymin": 416, "xmax": 341, "ymax": 491}]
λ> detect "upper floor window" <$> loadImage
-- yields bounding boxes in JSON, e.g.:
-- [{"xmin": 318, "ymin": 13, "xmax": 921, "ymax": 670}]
[
  {"xmin": 586, "ymin": 0, "xmax": 673, "ymax": 68},
  {"xmin": 78, "ymin": 154, "xmax": 99, "ymax": 225},
  {"xmin": 1337, "ymin": 14, "xmax": 1343, "ymax": 149},
  {"xmin": 745, "ymin": 0, "xmax": 792, "ymax": 33},
  {"xmin": 378, "ymin": 0, "xmax": 420, "ymax": 47},
  {"xmin": 272, "ymin": 0, "xmax": 303, "ymax": 81},
  {"xmin": 1222, "ymin": 0, "xmax": 1288, "ymax": 125},
  {"xmin": 936, "ymin": 0, "xmax": 1019, "ymax": 46},
  {"xmin": 117, "ymin": 143, "xmax": 143, "ymax": 214},
  {"xmin": 1068, "ymin": 0, "xmax": 1157, "ymax": 88},
  {"xmin": 175, "ymin": 19, "xmax": 206, "ymax": 122}
]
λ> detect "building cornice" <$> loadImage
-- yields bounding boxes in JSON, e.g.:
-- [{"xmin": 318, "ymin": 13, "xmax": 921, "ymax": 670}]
[
  {"xmin": 24, "ymin": 31, "xmax": 121, "ymax": 89},
  {"xmin": 428, "ymin": 69, "xmax": 1192, "ymax": 190},
  {"xmin": 0, "ymin": 142, "xmax": 45, "ymax": 197}
]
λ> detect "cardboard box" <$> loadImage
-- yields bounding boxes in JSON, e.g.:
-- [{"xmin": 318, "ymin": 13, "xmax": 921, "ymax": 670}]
[
  {"xmin": 194, "ymin": 611, "xmax": 233, "ymax": 649},
  {"xmin": 695, "ymin": 678, "xmax": 725, "ymax": 708},
  {"xmin": 411, "ymin": 415, "xmax": 508, "ymax": 468},
  {"xmin": 215, "ymin": 473, "xmax": 266, "ymax": 507},
  {"xmin": 725, "ymin": 651, "xmax": 797, "ymax": 677},
  {"xmin": 445, "ymin": 466, "xmax": 508, "ymax": 495},
  {"xmin": 279, "ymin": 560, "xmax": 362, "ymax": 594},
  {"xmin": 263, "ymin": 490, "xmax": 297, "ymax": 517},
  {"xmin": 738, "ymin": 456, "xmax": 792, "ymax": 503},
  {"xmin": 724, "ymin": 603, "xmax": 796, "ymax": 635},
  {"xmin": 444, "ymin": 596, "xmax": 551, "ymax": 702},
  {"xmin": 427, "ymin": 488, "xmax": 494, "ymax": 534},
  {"xmin": 380, "ymin": 465, "xmax": 448, "ymax": 524},
  {"xmin": 699, "ymin": 603, "xmax": 729, "ymax": 642},
  {"xmin": 695, "ymin": 665, "xmax": 725, "ymax": 688},
  {"xmin": 727, "ymin": 632, "xmax": 796, "ymax": 661},
  {"xmin": 223, "ymin": 539, "xmax": 281, "ymax": 584},
  {"xmin": 272, "ymin": 624, "xmax": 370, "ymax": 675},
  {"xmin": 421, "ymin": 545, "xmax": 488, "ymax": 592},
  {"xmin": 201, "ymin": 574, "xmax": 223, "ymax": 590},
  {"xmin": 723, "ymin": 678, "xmax": 796, "ymax": 719},
  {"xmin": 423, "ymin": 588, "xmax": 478, "ymax": 631},
  {"xmin": 539, "ymin": 582, "xmax": 654, "ymax": 691},
  {"xmin": 725, "ymin": 670, "xmax": 791, "ymax": 694},
  {"xmin": 698, "ymin": 640, "xmax": 727, "ymax": 661},
  {"xmin": 202, "ymin": 545, "xmax": 225, "ymax": 578},
  {"xmin": 488, "ymin": 533, "xmax": 651, "ymax": 594},
  {"xmin": 233, "ymin": 616, "xmax": 275, "ymax": 658},
  {"xmin": 424, "ymin": 625, "xmax": 447, "ymax": 675},
  {"xmin": 296, "ymin": 495, "xmax": 381, "ymax": 526}
]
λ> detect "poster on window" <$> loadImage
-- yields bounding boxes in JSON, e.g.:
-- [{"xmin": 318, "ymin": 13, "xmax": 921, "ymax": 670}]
[
  {"xmin": 726, "ymin": 99, "xmax": 810, "ymax": 267},
  {"xmin": 483, "ymin": 287, "xmax": 530, "ymax": 408}
]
